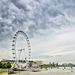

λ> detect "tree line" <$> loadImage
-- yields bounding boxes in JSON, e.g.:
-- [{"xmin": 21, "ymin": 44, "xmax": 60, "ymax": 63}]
[
  {"xmin": 40, "ymin": 64, "xmax": 54, "ymax": 68},
  {"xmin": 0, "ymin": 62, "xmax": 11, "ymax": 68}
]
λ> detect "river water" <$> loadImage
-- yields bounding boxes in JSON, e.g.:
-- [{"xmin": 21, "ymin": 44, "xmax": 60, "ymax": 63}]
[{"xmin": 1, "ymin": 67, "xmax": 75, "ymax": 75}]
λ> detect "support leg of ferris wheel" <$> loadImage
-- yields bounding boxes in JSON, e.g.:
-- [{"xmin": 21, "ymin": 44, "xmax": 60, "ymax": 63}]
[{"xmin": 16, "ymin": 48, "xmax": 25, "ymax": 68}]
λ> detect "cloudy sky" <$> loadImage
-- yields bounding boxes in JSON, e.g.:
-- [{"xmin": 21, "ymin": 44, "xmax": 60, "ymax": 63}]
[{"xmin": 0, "ymin": 0, "xmax": 75, "ymax": 63}]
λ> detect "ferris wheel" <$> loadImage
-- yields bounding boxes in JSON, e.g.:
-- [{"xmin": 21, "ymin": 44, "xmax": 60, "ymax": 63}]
[{"xmin": 12, "ymin": 31, "xmax": 31, "ymax": 64}]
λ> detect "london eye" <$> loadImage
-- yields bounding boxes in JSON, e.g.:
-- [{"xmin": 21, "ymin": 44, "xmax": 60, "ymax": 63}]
[{"xmin": 12, "ymin": 31, "xmax": 31, "ymax": 66}]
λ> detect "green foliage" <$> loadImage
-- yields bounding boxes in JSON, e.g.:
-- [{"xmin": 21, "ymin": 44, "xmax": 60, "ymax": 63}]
[
  {"xmin": 2, "ymin": 62, "xmax": 7, "ymax": 68},
  {"xmin": 0, "ymin": 62, "xmax": 11, "ymax": 68},
  {"xmin": 7, "ymin": 62, "xmax": 11, "ymax": 68},
  {"xmin": 2, "ymin": 65, "xmax": 7, "ymax": 68},
  {"xmin": 41, "ymin": 64, "xmax": 54, "ymax": 68},
  {"xmin": 13, "ymin": 65, "xmax": 15, "ymax": 68},
  {"xmin": 73, "ymin": 65, "xmax": 75, "ymax": 67},
  {"xmin": 0, "ymin": 62, "xmax": 2, "ymax": 68}
]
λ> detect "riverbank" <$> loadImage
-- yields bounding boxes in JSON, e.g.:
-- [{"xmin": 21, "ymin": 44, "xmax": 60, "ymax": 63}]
[{"xmin": 0, "ymin": 69, "xmax": 13, "ymax": 74}]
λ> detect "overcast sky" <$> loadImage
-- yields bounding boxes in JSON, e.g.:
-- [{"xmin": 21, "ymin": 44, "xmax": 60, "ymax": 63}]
[{"xmin": 0, "ymin": 0, "xmax": 75, "ymax": 63}]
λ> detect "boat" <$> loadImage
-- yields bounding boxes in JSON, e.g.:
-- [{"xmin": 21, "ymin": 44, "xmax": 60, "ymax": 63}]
[
  {"xmin": 71, "ymin": 70, "xmax": 73, "ymax": 72},
  {"xmin": 32, "ymin": 69, "xmax": 40, "ymax": 72},
  {"xmin": 8, "ymin": 71, "xmax": 16, "ymax": 74}
]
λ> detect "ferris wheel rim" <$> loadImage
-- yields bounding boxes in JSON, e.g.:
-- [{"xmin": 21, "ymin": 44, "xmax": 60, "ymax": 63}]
[{"xmin": 12, "ymin": 31, "xmax": 31, "ymax": 62}]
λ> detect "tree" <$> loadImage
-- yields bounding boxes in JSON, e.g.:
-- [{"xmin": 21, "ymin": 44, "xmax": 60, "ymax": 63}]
[
  {"xmin": 2, "ymin": 62, "xmax": 7, "ymax": 68},
  {"xmin": 7, "ymin": 62, "xmax": 11, "ymax": 68},
  {"xmin": 73, "ymin": 65, "xmax": 75, "ymax": 67},
  {"xmin": 2, "ymin": 65, "xmax": 7, "ymax": 68},
  {"xmin": 0, "ymin": 62, "xmax": 2, "ymax": 68}
]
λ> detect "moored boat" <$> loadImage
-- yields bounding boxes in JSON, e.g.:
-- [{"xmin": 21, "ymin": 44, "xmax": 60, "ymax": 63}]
[
  {"xmin": 32, "ymin": 69, "xmax": 40, "ymax": 72},
  {"xmin": 8, "ymin": 71, "xmax": 16, "ymax": 74}
]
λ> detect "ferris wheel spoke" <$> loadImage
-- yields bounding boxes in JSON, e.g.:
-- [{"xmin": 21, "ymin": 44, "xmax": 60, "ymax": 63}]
[{"xmin": 12, "ymin": 31, "xmax": 31, "ymax": 65}]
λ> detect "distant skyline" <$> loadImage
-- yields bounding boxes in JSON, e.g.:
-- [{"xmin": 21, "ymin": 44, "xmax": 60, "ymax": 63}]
[{"xmin": 0, "ymin": 0, "xmax": 75, "ymax": 63}]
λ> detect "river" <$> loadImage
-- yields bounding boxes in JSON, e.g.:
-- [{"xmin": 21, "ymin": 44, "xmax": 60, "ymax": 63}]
[{"xmin": 1, "ymin": 67, "xmax": 75, "ymax": 75}]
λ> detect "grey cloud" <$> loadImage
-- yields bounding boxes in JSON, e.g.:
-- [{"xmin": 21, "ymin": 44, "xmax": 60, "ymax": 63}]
[
  {"xmin": 0, "ymin": 0, "xmax": 75, "ymax": 62},
  {"xmin": 0, "ymin": 0, "xmax": 75, "ymax": 40},
  {"xmin": 11, "ymin": 0, "xmax": 29, "ymax": 11}
]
